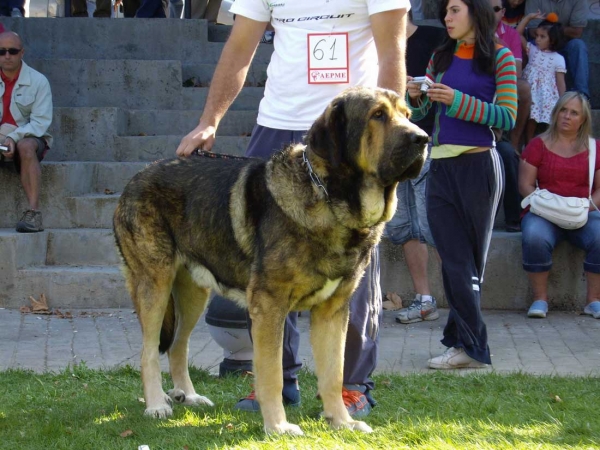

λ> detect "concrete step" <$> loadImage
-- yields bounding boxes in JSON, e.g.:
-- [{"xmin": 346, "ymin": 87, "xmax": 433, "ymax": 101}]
[
  {"xmin": 180, "ymin": 86, "xmax": 265, "ymax": 110},
  {"xmin": 124, "ymin": 109, "xmax": 257, "ymax": 136},
  {"xmin": 66, "ymin": 194, "xmax": 121, "ymax": 229},
  {"xmin": 45, "ymin": 229, "xmax": 119, "ymax": 266},
  {"xmin": 113, "ymin": 135, "xmax": 250, "ymax": 161},
  {"xmin": 13, "ymin": 265, "xmax": 128, "ymax": 309},
  {"xmin": 0, "ymin": 230, "xmax": 591, "ymax": 311},
  {"xmin": 182, "ymin": 63, "xmax": 268, "ymax": 87},
  {"xmin": 380, "ymin": 233, "xmax": 589, "ymax": 312},
  {"xmin": 0, "ymin": 162, "xmax": 146, "ymax": 228},
  {"xmin": 2, "ymin": 18, "xmax": 274, "ymax": 63},
  {"xmin": 27, "ymin": 59, "xmax": 183, "ymax": 110}
]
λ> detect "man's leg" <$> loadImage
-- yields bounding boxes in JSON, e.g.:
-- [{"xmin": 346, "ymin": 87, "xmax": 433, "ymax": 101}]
[
  {"xmin": 14, "ymin": 138, "xmax": 45, "ymax": 233},
  {"xmin": 234, "ymin": 126, "xmax": 305, "ymax": 411},
  {"xmin": 561, "ymin": 39, "xmax": 590, "ymax": 98}
]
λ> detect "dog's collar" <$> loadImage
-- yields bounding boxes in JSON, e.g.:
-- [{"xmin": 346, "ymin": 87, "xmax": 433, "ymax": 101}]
[{"xmin": 302, "ymin": 148, "xmax": 329, "ymax": 202}]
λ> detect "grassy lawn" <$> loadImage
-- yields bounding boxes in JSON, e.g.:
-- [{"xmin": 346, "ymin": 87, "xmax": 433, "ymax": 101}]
[{"xmin": 1, "ymin": 364, "xmax": 598, "ymax": 449}]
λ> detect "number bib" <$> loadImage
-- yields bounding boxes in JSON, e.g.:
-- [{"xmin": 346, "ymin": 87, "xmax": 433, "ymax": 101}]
[{"xmin": 307, "ymin": 32, "xmax": 349, "ymax": 84}]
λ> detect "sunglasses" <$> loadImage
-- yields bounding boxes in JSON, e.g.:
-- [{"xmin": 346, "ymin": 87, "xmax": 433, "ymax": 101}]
[
  {"xmin": 492, "ymin": 6, "xmax": 504, "ymax": 12},
  {"xmin": 0, "ymin": 48, "xmax": 21, "ymax": 56}
]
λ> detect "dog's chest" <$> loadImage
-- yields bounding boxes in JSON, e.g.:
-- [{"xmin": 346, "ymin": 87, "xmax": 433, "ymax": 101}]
[{"xmin": 296, "ymin": 277, "xmax": 343, "ymax": 309}]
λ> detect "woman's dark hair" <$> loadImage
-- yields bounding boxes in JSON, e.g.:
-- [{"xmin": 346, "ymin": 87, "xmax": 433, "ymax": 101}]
[
  {"xmin": 537, "ymin": 20, "xmax": 564, "ymax": 52},
  {"xmin": 433, "ymin": 0, "xmax": 497, "ymax": 75}
]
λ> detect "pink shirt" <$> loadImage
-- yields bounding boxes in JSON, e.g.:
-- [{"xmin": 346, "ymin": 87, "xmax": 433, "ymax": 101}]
[
  {"xmin": 522, "ymin": 137, "xmax": 600, "ymax": 199},
  {"xmin": 496, "ymin": 22, "xmax": 522, "ymax": 61}
]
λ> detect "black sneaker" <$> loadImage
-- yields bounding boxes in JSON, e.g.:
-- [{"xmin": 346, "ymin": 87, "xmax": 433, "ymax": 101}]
[{"xmin": 16, "ymin": 209, "xmax": 44, "ymax": 233}]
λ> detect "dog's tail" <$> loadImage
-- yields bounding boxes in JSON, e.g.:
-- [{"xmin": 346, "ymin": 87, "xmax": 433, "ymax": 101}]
[{"xmin": 159, "ymin": 294, "xmax": 176, "ymax": 354}]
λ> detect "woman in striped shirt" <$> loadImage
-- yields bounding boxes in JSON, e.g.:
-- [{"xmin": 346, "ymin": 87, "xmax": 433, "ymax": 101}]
[{"xmin": 407, "ymin": 0, "xmax": 517, "ymax": 370}]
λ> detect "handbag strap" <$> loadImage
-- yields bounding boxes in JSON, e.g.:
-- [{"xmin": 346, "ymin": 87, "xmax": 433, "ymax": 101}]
[{"xmin": 589, "ymin": 137, "xmax": 599, "ymax": 212}]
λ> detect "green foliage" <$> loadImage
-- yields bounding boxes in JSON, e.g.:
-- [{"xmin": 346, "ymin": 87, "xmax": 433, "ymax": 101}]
[{"xmin": 0, "ymin": 365, "xmax": 598, "ymax": 449}]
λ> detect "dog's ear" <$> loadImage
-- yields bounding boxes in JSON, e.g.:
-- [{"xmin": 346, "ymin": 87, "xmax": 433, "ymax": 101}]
[{"xmin": 307, "ymin": 99, "xmax": 347, "ymax": 168}]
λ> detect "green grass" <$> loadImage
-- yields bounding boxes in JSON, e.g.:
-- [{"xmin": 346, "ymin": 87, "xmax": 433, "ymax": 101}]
[{"xmin": 1, "ymin": 364, "xmax": 599, "ymax": 449}]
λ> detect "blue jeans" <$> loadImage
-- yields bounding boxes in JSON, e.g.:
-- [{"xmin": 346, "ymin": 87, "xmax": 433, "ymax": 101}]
[
  {"xmin": 521, "ymin": 211, "xmax": 600, "ymax": 273},
  {"xmin": 384, "ymin": 155, "xmax": 434, "ymax": 246},
  {"xmin": 560, "ymin": 39, "xmax": 589, "ymax": 98}
]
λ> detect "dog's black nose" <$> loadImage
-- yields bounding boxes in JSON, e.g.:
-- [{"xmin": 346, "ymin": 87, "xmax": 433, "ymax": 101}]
[{"xmin": 410, "ymin": 131, "xmax": 429, "ymax": 146}]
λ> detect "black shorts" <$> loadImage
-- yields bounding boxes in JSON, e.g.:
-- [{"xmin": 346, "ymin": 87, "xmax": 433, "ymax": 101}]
[{"xmin": 0, "ymin": 137, "xmax": 48, "ymax": 173}]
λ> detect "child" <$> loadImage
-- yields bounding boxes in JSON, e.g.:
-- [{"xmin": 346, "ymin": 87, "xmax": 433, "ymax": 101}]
[{"xmin": 517, "ymin": 14, "xmax": 566, "ymax": 143}]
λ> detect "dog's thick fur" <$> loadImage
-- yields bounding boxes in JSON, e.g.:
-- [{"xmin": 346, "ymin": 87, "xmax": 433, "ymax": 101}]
[{"xmin": 113, "ymin": 87, "xmax": 428, "ymax": 435}]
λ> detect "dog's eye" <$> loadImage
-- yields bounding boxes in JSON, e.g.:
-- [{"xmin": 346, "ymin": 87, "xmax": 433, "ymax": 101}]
[{"xmin": 372, "ymin": 110, "xmax": 386, "ymax": 121}]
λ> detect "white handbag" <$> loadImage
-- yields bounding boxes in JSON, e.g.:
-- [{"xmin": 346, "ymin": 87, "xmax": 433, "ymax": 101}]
[{"xmin": 521, "ymin": 137, "xmax": 598, "ymax": 230}]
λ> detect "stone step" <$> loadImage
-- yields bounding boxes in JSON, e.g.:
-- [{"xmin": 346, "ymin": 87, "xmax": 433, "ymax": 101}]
[
  {"xmin": 180, "ymin": 86, "xmax": 264, "ymax": 110},
  {"xmin": 13, "ymin": 265, "xmax": 129, "ymax": 309},
  {"xmin": 28, "ymin": 59, "xmax": 183, "ymax": 110},
  {"xmin": 66, "ymin": 194, "xmax": 121, "ymax": 229},
  {"xmin": 2, "ymin": 18, "xmax": 274, "ymax": 63},
  {"xmin": 124, "ymin": 109, "xmax": 257, "ymax": 136},
  {"xmin": 182, "ymin": 63, "xmax": 268, "ymax": 87},
  {"xmin": 0, "ymin": 162, "xmax": 147, "ymax": 228},
  {"xmin": 0, "ymin": 230, "xmax": 590, "ymax": 311},
  {"xmin": 113, "ymin": 135, "xmax": 250, "ymax": 161},
  {"xmin": 45, "ymin": 229, "xmax": 119, "ymax": 266}
]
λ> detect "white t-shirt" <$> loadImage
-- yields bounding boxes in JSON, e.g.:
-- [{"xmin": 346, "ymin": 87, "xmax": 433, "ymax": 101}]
[{"xmin": 230, "ymin": 0, "xmax": 410, "ymax": 130}]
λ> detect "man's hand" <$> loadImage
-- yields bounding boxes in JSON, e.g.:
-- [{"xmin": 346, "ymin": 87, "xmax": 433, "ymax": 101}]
[
  {"xmin": 2, "ymin": 137, "xmax": 16, "ymax": 159},
  {"xmin": 426, "ymin": 83, "xmax": 456, "ymax": 106},
  {"xmin": 176, "ymin": 124, "xmax": 217, "ymax": 157}
]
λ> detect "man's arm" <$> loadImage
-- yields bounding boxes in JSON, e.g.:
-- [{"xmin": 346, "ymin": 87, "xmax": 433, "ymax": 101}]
[
  {"xmin": 370, "ymin": 8, "xmax": 408, "ymax": 95},
  {"xmin": 6, "ymin": 77, "xmax": 52, "ymax": 145},
  {"xmin": 176, "ymin": 16, "xmax": 267, "ymax": 156}
]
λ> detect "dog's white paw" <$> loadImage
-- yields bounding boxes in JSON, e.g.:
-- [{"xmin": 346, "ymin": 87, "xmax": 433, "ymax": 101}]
[
  {"xmin": 265, "ymin": 422, "xmax": 304, "ymax": 436},
  {"xmin": 182, "ymin": 393, "xmax": 214, "ymax": 407},
  {"xmin": 345, "ymin": 420, "xmax": 373, "ymax": 433},
  {"xmin": 144, "ymin": 405, "xmax": 173, "ymax": 419}
]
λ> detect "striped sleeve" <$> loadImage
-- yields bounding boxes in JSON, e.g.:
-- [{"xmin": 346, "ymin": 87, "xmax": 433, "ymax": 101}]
[
  {"xmin": 406, "ymin": 55, "xmax": 435, "ymax": 121},
  {"xmin": 445, "ymin": 47, "xmax": 517, "ymax": 131}
]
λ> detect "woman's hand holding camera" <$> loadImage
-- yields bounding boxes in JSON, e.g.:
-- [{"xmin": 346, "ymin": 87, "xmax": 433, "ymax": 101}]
[{"xmin": 425, "ymin": 83, "xmax": 455, "ymax": 106}]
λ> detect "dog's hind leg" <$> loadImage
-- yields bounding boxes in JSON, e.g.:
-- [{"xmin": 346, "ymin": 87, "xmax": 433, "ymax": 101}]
[
  {"xmin": 311, "ymin": 301, "xmax": 373, "ymax": 433},
  {"xmin": 135, "ymin": 273, "xmax": 177, "ymax": 419},
  {"xmin": 166, "ymin": 268, "xmax": 215, "ymax": 408}
]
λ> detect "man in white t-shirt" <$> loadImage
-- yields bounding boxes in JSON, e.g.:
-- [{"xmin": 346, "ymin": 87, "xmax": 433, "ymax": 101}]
[{"xmin": 177, "ymin": 0, "xmax": 410, "ymax": 418}]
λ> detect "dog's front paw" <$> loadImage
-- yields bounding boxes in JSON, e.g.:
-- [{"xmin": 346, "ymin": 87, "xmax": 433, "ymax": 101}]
[
  {"xmin": 343, "ymin": 420, "xmax": 373, "ymax": 433},
  {"xmin": 182, "ymin": 393, "xmax": 215, "ymax": 407},
  {"xmin": 144, "ymin": 405, "xmax": 173, "ymax": 419},
  {"xmin": 264, "ymin": 421, "xmax": 304, "ymax": 436}
]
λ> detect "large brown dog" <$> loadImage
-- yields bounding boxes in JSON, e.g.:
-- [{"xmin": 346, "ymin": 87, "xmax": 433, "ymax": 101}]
[{"xmin": 113, "ymin": 87, "xmax": 428, "ymax": 435}]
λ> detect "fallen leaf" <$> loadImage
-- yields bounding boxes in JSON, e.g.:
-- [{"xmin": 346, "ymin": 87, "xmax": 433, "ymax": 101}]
[
  {"xmin": 226, "ymin": 423, "xmax": 234, "ymax": 430},
  {"xmin": 120, "ymin": 429, "xmax": 133, "ymax": 438},
  {"xmin": 138, "ymin": 397, "xmax": 145, "ymax": 403},
  {"xmin": 30, "ymin": 294, "xmax": 51, "ymax": 314},
  {"xmin": 104, "ymin": 188, "xmax": 115, "ymax": 195},
  {"xmin": 382, "ymin": 292, "xmax": 402, "ymax": 311},
  {"xmin": 20, "ymin": 305, "xmax": 31, "ymax": 314},
  {"xmin": 554, "ymin": 395, "xmax": 563, "ymax": 403}
]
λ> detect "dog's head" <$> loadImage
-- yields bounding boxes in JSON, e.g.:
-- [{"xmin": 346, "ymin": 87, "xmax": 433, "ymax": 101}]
[{"xmin": 306, "ymin": 87, "xmax": 429, "ymax": 187}]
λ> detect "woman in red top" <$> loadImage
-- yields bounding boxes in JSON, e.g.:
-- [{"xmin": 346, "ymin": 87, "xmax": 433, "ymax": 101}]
[{"xmin": 519, "ymin": 91, "xmax": 600, "ymax": 319}]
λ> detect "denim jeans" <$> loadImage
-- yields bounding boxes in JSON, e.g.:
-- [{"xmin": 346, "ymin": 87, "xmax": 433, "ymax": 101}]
[
  {"xmin": 521, "ymin": 211, "xmax": 600, "ymax": 273},
  {"xmin": 384, "ymin": 155, "xmax": 434, "ymax": 246},
  {"xmin": 560, "ymin": 39, "xmax": 589, "ymax": 98}
]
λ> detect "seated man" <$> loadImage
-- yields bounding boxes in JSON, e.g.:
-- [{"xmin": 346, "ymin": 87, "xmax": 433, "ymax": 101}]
[
  {"xmin": 0, "ymin": 31, "xmax": 53, "ymax": 233},
  {"xmin": 525, "ymin": 0, "xmax": 589, "ymax": 99}
]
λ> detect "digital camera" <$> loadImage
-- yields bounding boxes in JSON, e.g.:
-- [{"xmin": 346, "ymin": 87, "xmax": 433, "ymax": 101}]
[{"xmin": 411, "ymin": 76, "xmax": 433, "ymax": 93}]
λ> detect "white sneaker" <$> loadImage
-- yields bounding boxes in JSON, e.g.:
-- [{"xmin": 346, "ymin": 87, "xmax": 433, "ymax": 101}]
[{"xmin": 428, "ymin": 347, "xmax": 488, "ymax": 370}]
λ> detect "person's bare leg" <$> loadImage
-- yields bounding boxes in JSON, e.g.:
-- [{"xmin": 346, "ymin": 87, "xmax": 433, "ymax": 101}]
[
  {"xmin": 510, "ymin": 79, "xmax": 531, "ymax": 152},
  {"xmin": 586, "ymin": 273, "xmax": 600, "ymax": 305},
  {"xmin": 17, "ymin": 140, "xmax": 41, "ymax": 210},
  {"xmin": 527, "ymin": 271, "xmax": 549, "ymax": 301},
  {"xmin": 402, "ymin": 239, "xmax": 430, "ymax": 295}
]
